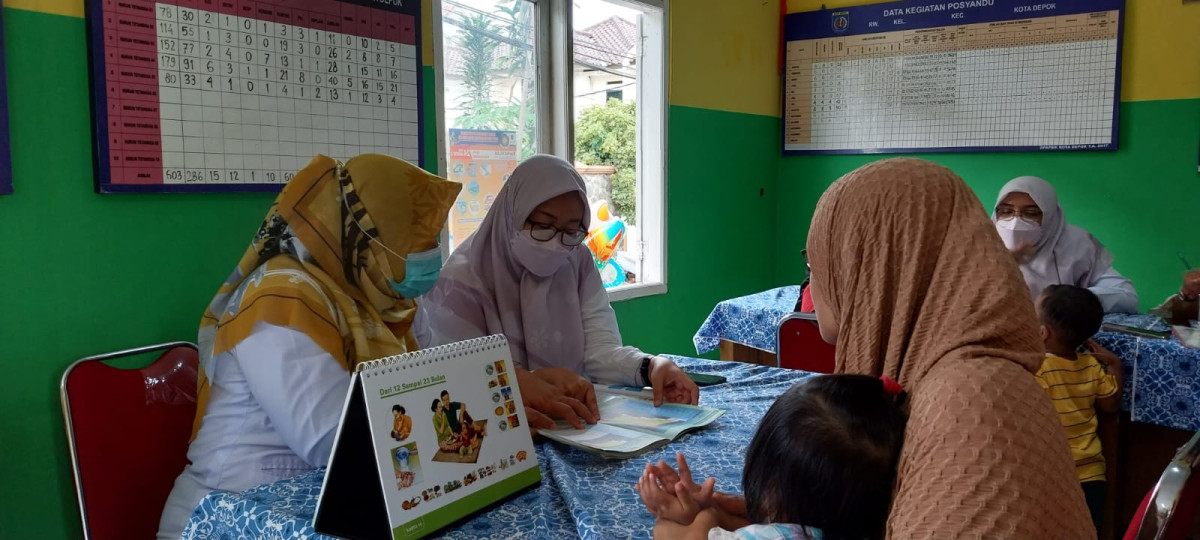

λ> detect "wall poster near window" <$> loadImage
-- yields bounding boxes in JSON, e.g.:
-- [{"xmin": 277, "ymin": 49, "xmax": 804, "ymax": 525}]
[
  {"xmin": 447, "ymin": 129, "xmax": 518, "ymax": 246},
  {"xmin": 87, "ymin": 0, "xmax": 423, "ymax": 193}
]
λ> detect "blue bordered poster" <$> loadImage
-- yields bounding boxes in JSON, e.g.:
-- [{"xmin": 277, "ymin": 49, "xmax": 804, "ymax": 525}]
[
  {"xmin": 0, "ymin": 7, "xmax": 12, "ymax": 195},
  {"xmin": 783, "ymin": 0, "xmax": 1125, "ymax": 155},
  {"xmin": 87, "ymin": 0, "xmax": 424, "ymax": 193}
]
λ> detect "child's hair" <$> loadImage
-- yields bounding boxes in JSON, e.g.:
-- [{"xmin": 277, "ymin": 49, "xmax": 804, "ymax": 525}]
[
  {"xmin": 1038, "ymin": 284, "xmax": 1104, "ymax": 350},
  {"xmin": 393, "ymin": 405, "xmax": 404, "ymax": 414},
  {"xmin": 743, "ymin": 374, "xmax": 907, "ymax": 540}
]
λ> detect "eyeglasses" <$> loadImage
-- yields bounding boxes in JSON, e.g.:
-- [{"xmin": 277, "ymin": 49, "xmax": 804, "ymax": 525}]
[
  {"xmin": 995, "ymin": 205, "xmax": 1043, "ymax": 221},
  {"xmin": 527, "ymin": 220, "xmax": 586, "ymax": 247}
]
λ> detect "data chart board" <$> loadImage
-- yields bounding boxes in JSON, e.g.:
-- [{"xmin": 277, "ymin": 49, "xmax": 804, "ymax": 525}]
[
  {"xmin": 783, "ymin": 0, "xmax": 1124, "ymax": 155},
  {"xmin": 88, "ymin": 0, "xmax": 423, "ymax": 192}
]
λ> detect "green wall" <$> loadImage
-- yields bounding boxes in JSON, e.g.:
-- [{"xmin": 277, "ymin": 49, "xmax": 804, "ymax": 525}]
[
  {"xmin": 8, "ymin": 1, "xmax": 1192, "ymax": 537},
  {"xmin": 613, "ymin": 105, "xmax": 781, "ymax": 355},
  {"xmin": 0, "ymin": 8, "xmax": 779, "ymax": 539},
  {"xmin": 0, "ymin": 9, "xmax": 271, "ymax": 539},
  {"xmin": 775, "ymin": 99, "xmax": 1200, "ymax": 310}
]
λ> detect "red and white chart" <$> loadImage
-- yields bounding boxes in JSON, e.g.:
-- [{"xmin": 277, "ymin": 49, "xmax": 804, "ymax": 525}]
[{"xmin": 89, "ymin": 0, "xmax": 423, "ymax": 192}]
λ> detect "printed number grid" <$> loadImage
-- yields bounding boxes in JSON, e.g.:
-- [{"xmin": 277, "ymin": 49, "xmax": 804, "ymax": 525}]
[
  {"xmin": 784, "ymin": 11, "xmax": 1119, "ymax": 152},
  {"xmin": 153, "ymin": 1, "xmax": 419, "ymax": 185}
]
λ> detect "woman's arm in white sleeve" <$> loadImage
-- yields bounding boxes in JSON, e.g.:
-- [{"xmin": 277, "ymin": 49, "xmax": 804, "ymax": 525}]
[
  {"xmin": 236, "ymin": 321, "xmax": 353, "ymax": 467},
  {"xmin": 579, "ymin": 265, "xmax": 645, "ymax": 386},
  {"xmin": 412, "ymin": 302, "xmax": 433, "ymax": 348},
  {"xmin": 1089, "ymin": 265, "xmax": 1139, "ymax": 313}
]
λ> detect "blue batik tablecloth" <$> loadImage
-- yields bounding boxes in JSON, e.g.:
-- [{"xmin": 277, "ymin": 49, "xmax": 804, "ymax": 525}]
[
  {"xmin": 693, "ymin": 289, "xmax": 1200, "ymax": 432},
  {"xmin": 693, "ymin": 286, "xmax": 800, "ymax": 355},
  {"xmin": 181, "ymin": 357, "xmax": 815, "ymax": 540},
  {"xmin": 1094, "ymin": 314, "xmax": 1200, "ymax": 432}
]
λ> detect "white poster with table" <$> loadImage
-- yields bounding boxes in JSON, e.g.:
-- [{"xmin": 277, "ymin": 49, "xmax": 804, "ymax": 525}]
[
  {"xmin": 783, "ymin": 0, "xmax": 1124, "ymax": 155},
  {"xmin": 87, "ymin": 0, "xmax": 424, "ymax": 192}
]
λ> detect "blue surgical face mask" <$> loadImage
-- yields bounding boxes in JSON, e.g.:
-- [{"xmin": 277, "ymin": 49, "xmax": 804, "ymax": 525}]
[
  {"xmin": 389, "ymin": 246, "xmax": 443, "ymax": 299},
  {"xmin": 338, "ymin": 190, "xmax": 443, "ymax": 299}
]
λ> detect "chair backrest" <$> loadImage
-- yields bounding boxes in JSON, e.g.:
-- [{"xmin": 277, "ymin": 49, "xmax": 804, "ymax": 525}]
[
  {"xmin": 61, "ymin": 342, "xmax": 199, "ymax": 540},
  {"xmin": 776, "ymin": 313, "xmax": 836, "ymax": 374},
  {"xmin": 1124, "ymin": 430, "xmax": 1200, "ymax": 540},
  {"xmin": 797, "ymin": 285, "xmax": 815, "ymax": 313}
]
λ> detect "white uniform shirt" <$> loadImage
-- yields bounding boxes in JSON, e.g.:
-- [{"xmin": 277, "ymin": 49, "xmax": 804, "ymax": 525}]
[
  {"xmin": 1087, "ymin": 266, "xmax": 1140, "ymax": 314},
  {"xmin": 156, "ymin": 321, "xmax": 351, "ymax": 539}
]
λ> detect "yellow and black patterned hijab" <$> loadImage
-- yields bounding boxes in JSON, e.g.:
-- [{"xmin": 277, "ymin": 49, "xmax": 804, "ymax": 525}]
[{"xmin": 193, "ymin": 154, "xmax": 460, "ymax": 436}]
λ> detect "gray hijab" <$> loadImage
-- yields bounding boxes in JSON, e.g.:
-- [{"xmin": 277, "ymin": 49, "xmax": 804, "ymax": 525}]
[
  {"xmin": 992, "ymin": 176, "xmax": 1113, "ymax": 301},
  {"xmin": 418, "ymin": 155, "xmax": 597, "ymax": 372}
]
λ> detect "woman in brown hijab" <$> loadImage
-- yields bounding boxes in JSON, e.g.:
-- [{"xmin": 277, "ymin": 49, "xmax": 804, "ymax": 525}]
[{"xmin": 648, "ymin": 158, "xmax": 1095, "ymax": 539}]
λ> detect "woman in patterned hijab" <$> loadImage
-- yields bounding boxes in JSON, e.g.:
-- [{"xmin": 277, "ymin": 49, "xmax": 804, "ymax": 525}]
[{"xmin": 157, "ymin": 154, "xmax": 460, "ymax": 539}]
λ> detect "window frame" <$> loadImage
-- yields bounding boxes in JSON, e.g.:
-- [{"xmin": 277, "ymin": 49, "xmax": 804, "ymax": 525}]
[{"xmin": 434, "ymin": 0, "xmax": 668, "ymax": 301}]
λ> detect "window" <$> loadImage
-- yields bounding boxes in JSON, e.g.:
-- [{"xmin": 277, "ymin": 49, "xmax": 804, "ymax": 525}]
[
  {"xmin": 571, "ymin": 0, "xmax": 665, "ymax": 298},
  {"xmin": 437, "ymin": 0, "xmax": 538, "ymax": 247},
  {"xmin": 436, "ymin": 0, "xmax": 666, "ymax": 300}
]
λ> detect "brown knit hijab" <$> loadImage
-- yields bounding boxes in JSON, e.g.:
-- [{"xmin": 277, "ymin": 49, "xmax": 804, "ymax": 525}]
[{"xmin": 807, "ymin": 158, "xmax": 1095, "ymax": 539}]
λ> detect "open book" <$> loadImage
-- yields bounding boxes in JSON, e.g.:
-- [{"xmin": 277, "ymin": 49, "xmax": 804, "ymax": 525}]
[{"xmin": 538, "ymin": 385, "xmax": 724, "ymax": 459}]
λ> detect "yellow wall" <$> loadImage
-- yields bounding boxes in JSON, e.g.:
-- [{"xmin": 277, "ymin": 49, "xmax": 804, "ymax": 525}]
[
  {"xmin": 1119, "ymin": 0, "xmax": 1200, "ymax": 101},
  {"xmin": 668, "ymin": 0, "xmax": 1200, "ymax": 117},
  {"xmin": 11, "ymin": 0, "xmax": 1198, "ymax": 112},
  {"xmin": 667, "ymin": 0, "xmax": 783, "ymax": 117},
  {"xmin": 3, "ymin": 0, "xmax": 79, "ymax": 17}
]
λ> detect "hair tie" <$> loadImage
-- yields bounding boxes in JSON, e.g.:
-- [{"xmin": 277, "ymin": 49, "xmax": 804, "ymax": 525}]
[{"xmin": 880, "ymin": 376, "xmax": 904, "ymax": 396}]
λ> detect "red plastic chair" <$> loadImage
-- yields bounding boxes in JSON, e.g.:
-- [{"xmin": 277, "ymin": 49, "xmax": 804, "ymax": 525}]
[
  {"xmin": 1124, "ymin": 430, "xmax": 1200, "ymax": 540},
  {"xmin": 61, "ymin": 342, "xmax": 199, "ymax": 540},
  {"xmin": 798, "ymin": 285, "xmax": 815, "ymax": 313},
  {"xmin": 776, "ymin": 313, "xmax": 836, "ymax": 373}
]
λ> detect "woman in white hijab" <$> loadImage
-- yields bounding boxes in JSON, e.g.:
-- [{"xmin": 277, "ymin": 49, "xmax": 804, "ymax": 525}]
[
  {"xmin": 993, "ymin": 176, "xmax": 1138, "ymax": 313},
  {"xmin": 416, "ymin": 155, "xmax": 698, "ymax": 429}
]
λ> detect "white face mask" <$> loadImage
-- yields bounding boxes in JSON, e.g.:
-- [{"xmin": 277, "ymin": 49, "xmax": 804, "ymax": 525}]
[
  {"xmin": 995, "ymin": 217, "xmax": 1041, "ymax": 250},
  {"xmin": 510, "ymin": 231, "xmax": 574, "ymax": 277}
]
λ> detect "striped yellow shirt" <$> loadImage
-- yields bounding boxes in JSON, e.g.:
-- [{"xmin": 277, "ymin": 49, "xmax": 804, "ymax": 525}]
[{"xmin": 1035, "ymin": 353, "xmax": 1118, "ymax": 483}]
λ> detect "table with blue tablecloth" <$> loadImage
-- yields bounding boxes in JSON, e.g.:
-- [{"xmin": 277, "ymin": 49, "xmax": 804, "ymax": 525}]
[
  {"xmin": 695, "ymin": 289, "xmax": 1200, "ymax": 433},
  {"xmin": 181, "ymin": 357, "xmax": 815, "ymax": 540},
  {"xmin": 693, "ymin": 286, "xmax": 799, "ymax": 358}
]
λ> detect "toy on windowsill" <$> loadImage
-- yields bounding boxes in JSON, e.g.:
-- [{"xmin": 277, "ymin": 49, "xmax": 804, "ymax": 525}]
[{"xmin": 585, "ymin": 202, "xmax": 627, "ymax": 288}]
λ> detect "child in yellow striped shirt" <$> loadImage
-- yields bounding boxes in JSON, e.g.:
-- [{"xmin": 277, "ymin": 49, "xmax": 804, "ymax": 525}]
[{"xmin": 1034, "ymin": 284, "xmax": 1123, "ymax": 533}]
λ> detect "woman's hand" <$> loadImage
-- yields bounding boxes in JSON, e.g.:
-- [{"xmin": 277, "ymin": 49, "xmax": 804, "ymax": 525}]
[
  {"xmin": 1155, "ymin": 293, "xmax": 1199, "ymax": 325},
  {"xmin": 649, "ymin": 357, "xmax": 699, "ymax": 406},
  {"xmin": 534, "ymin": 367, "xmax": 601, "ymax": 420},
  {"xmin": 1182, "ymin": 269, "xmax": 1200, "ymax": 299},
  {"xmin": 515, "ymin": 367, "xmax": 599, "ymax": 430}
]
